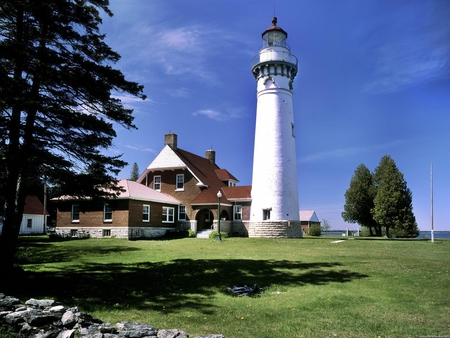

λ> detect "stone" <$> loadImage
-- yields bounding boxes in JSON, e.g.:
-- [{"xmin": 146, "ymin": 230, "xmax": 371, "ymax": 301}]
[
  {"xmin": 26, "ymin": 298, "xmax": 56, "ymax": 308},
  {"xmin": 0, "ymin": 295, "xmax": 21, "ymax": 310},
  {"xmin": 157, "ymin": 329, "xmax": 189, "ymax": 338},
  {"xmin": 117, "ymin": 321, "xmax": 158, "ymax": 337},
  {"xmin": 49, "ymin": 305, "xmax": 65, "ymax": 313},
  {"xmin": 0, "ymin": 294, "xmax": 224, "ymax": 338},
  {"xmin": 57, "ymin": 329, "xmax": 75, "ymax": 338},
  {"xmin": 61, "ymin": 310, "xmax": 77, "ymax": 328}
]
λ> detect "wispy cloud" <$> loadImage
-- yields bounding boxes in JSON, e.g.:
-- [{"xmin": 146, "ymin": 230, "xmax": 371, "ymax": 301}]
[
  {"xmin": 360, "ymin": 3, "xmax": 450, "ymax": 93},
  {"xmin": 298, "ymin": 139, "xmax": 409, "ymax": 163},
  {"xmin": 192, "ymin": 106, "xmax": 247, "ymax": 121},
  {"xmin": 123, "ymin": 145, "xmax": 157, "ymax": 154},
  {"xmin": 168, "ymin": 87, "xmax": 191, "ymax": 98}
]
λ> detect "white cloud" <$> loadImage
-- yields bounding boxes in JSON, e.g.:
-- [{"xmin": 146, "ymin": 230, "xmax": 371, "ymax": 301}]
[
  {"xmin": 298, "ymin": 139, "xmax": 409, "ymax": 163},
  {"xmin": 123, "ymin": 145, "xmax": 157, "ymax": 153},
  {"xmin": 169, "ymin": 87, "xmax": 191, "ymax": 98},
  {"xmin": 192, "ymin": 106, "xmax": 247, "ymax": 121},
  {"xmin": 361, "ymin": 3, "xmax": 450, "ymax": 93},
  {"xmin": 192, "ymin": 109, "xmax": 224, "ymax": 121}
]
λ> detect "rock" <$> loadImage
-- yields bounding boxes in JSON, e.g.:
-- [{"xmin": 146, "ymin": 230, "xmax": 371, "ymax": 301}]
[
  {"xmin": 117, "ymin": 321, "xmax": 158, "ymax": 337},
  {"xmin": 0, "ymin": 294, "xmax": 224, "ymax": 338},
  {"xmin": 26, "ymin": 298, "xmax": 56, "ymax": 308},
  {"xmin": 0, "ymin": 295, "xmax": 21, "ymax": 310},
  {"xmin": 49, "ymin": 305, "xmax": 65, "ymax": 313},
  {"xmin": 61, "ymin": 310, "xmax": 77, "ymax": 328},
  {"xmin": 157, "ymin": 329, "xmax": 189, "ymax": 338},
  {"xmin": 57, "ymin": 329, "xmax": 75, "ymax": 338}
]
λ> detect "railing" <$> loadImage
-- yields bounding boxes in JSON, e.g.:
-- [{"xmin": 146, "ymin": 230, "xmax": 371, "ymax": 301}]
[{"xmin": 251, "ymin": 49, "xmax": 298, "ymax": 68}]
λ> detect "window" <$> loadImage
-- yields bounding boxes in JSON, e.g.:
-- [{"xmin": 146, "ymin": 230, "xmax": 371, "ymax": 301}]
[
  {"xmin": 153, "ymin": 176, "xmax": 161, "ymax": 191},
  {"xmin": 291, "ymin": 122, "xmax": 295, "ymax": 137},
  {"xmin": 263, "ymin": 209, "xmax": 271, "ymax": 220},
  {"xmin": 176, "ymin": 174, "xmax": 184, "ymax": 190},
  {"xmin": 233, "ymin": 205, "xmax": 242, "ymax": 220},
  {"xmin": 27, "ymin": 219, "xmax": 32, "ymax": 228},
  {"xmin": 103, "ymin": 229, "xmax": 111, "ymax": 237},
  {"xmin": 179, "ymin": 205, "xmax": 186, "ymax": 220},
  {"xmin": 104, "ymin": 204, "xmax": 113, "ymax": 222},
  {"xmin": 71, "ymin": 204, "xmax": 80, "ymax": 222},
  {"xmin": 162, "ymin": 206, "xmax": 175, "ymax": 223},
  {"xmin": 204, "ymin": 209, "xmax": 210, "ymax": 222},
  {"xmin": 70, "ymin": 229, "xmax": 78, "ymax": 237},
  {"xmin": 142, "ymin": 204, "xmax": 150, "ymax": 222}
]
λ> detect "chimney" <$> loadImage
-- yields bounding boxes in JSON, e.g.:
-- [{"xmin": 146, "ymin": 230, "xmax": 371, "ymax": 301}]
[
  {"xmin": 205, "ymin": 149, "xmax": 215, "ymax": 164},
  {"xmin": 165, "ymin": 133, "xmax": 177, "ymax": 150}
]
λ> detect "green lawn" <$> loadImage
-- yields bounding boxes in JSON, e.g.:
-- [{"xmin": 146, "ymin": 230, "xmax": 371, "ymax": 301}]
[{"xmin": 10, "ymin": 236, "xmax": 450, "ymax": 337}]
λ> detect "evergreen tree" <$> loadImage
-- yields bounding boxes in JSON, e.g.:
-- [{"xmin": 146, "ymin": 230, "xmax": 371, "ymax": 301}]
[
  {"xmin": 372, "ymin": 155, "xmax": 419, "ymax": 238},
  {"xmin": 130, "ymin": 162, "xmax": 140, "ymax": 181},
  {"xmin": 0, "ymin": 0, "xmax": 145, "ymax": 276},
  {"xmin": 342, "ymin": 164, "xmax": 380, "ymax": 236}
]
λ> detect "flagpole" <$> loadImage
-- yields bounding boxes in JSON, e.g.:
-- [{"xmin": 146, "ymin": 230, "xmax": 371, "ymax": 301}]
[{"xmin": 431, "ymin": 162, "xmax": 434, "ymax": 243}]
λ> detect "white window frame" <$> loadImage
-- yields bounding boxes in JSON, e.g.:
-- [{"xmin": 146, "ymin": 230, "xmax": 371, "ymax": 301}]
[
  {"xmin": 103, "ymin": 204, "xmax": 113, "ymax": 222},
  {"xmin": 142, "ymin": 204, "xmax": 150, "ymax": 222},
  {"xmin": 103, "ymin": 229, "xmax": 111, "ymax": 237},
  {"xmin": 176, "ymin": 174, "xmax": 184, "ymax": 191},
  {"xmin": 178, "ymin": 205, "xmax": 186, "ymax": 220},
  {"xmin": 233, "ymin": 205, "xmax": 242, "ymax": 221},
  {"xmin": 71, "ymin": 204, "xmax": 80, "ymax": 223},
  {"xmin": 162, "ymin": 206, "xmax": 175, "ymax": 223},
  {"xmin": 153, "ymin": 176, "xmax": 161, "ymax": 191}
]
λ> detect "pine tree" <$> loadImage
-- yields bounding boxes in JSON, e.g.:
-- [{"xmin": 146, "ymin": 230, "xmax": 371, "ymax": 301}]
[
  {"xmin": 342, "ymin": 164, "xmax": 380, "ymax": 235},
  {"xmin": 372, "ymin": 155, "xmax": 419, "ymax": 238},
  {"xmin": 130, "ymin": 162, "xmax": 140, "ymax": 181},
  {"xmin": 0, "ymin": 0, "xmax": 145, "ymax": 276}
]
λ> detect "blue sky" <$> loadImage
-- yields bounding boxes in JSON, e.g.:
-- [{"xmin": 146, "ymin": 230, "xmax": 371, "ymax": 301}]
[{"xmin": 100, "ymin": 0, "xmax": 450, "ymax": 231}]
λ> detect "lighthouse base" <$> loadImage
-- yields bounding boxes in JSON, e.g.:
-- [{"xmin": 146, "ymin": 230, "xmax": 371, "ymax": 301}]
[{"xmin": 245, "ymin": 220, "xmax": 303, "ymax": 238}]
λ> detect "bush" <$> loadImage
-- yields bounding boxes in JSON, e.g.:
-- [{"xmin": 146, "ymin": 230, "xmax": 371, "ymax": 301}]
[
  {"xmin": 209, "ymin": 230, "xmax": 229, "ymax": 239},
  {"xmin": 188, "ymin": 229, "xmax": 196, "ymax": 238},
  {"xmin": 308, "ymin": 224, "xmax": 321, "ymax": 236}
]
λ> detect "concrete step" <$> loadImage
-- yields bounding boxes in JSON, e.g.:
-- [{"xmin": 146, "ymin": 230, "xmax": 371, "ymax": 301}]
[{"xmin": 196, "ymin": 229, "xmax": 213, "ymax": 238}]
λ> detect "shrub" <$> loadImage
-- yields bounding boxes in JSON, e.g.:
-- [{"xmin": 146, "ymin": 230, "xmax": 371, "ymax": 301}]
[
  {"xmin": 209, "ymin": 230, "xmax": 229, "ymax": 239},
  {"xmin": 308, "ymin": 224, "xmax": 321, "ymax": 236},
  {"xmin": 188, "ymin": 229, "xmax": 196, "ymax": 238}
]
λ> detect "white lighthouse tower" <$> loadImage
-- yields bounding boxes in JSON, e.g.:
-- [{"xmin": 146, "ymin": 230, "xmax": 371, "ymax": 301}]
[{"xmin": 249, "ymin": 18, "xmax": 301, "ymax": 237}]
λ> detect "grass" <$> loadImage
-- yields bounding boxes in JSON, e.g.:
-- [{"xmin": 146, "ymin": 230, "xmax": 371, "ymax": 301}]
[{"xmin": 7, "ymin": 236, "xmax": 450, "ymax": 338}]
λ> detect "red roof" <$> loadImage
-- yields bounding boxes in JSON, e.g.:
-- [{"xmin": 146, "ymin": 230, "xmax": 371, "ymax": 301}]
[
  {"xmin": 222, "ymin": 186, "xmax": 252, "ymax": 202},
  {"xmin": 215, "ymin": 169, "xmax": 238, "ymax": 182},
  {"xmin": 24, "ymin": 195, "xmax": 49, "ymax": 215}
]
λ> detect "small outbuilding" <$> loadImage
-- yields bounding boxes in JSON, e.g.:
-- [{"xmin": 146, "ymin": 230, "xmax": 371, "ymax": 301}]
[
  {"xmin": 299, "ymin": 210, "xmax": 320, "ymax": 234},
  {"xmin": 0, "ymin": 195, "xmax": 49, "ymax": 235}
]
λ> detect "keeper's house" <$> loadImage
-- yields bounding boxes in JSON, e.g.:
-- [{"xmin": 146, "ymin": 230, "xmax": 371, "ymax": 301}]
[{"xmin": 53, "ymin": 179, "xmax": 181, "ymax": 239}]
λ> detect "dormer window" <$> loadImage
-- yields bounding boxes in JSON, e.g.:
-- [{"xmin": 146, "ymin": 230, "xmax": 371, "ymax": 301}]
[
  {"xmin": 153, "ymin": 176, "xmax": 161, "ymax": 191},
  {"xmin": 176, "ymin": 174, "xmax": 184, "ymax": 191}
]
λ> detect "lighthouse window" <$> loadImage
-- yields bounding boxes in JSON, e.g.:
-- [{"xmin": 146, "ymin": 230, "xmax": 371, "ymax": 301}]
[
  {"xmin": 291, "ymin": 123, "xmax": 295, "ymax": 137},
  {"xmin": 263, "ymin": 209, "xmax": 271, "ymax": 220}
]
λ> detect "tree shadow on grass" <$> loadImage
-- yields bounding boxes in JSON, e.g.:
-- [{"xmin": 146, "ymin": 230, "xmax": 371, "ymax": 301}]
[{"xmin": 8, "ymin": 258, "xmax": 368, "ymax": 316}]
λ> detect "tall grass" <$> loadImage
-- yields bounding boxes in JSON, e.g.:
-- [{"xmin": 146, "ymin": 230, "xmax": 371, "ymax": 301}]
[{"xmin": 10, "ymin": 237, "xmax": 450, "ymax": 337}]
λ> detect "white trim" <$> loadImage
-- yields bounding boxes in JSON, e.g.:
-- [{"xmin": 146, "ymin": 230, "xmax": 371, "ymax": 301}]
[{"xmin": 142, "ymin": 204, "xmax": 150, "ymax": 222}]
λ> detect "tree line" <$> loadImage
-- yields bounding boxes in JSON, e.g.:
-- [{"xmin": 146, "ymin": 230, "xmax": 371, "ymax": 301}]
[
  {"xmin": 342, "ymin": 155, "xmax": 419, "ymax": 238},
  {"xmin": 0, "ymin": 0, "xmax": 145, "ymax": 279}
]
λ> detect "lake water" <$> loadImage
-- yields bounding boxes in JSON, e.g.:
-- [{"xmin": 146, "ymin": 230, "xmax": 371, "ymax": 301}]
[{"xmin": 321, "ymin": 231, "xmax": 450, "ymax": 239}]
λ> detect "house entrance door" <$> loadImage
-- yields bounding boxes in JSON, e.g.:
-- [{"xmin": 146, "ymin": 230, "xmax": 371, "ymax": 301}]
[{"xmin": 195, "ymin": 209, "xmax": 213, "ymax": 230}]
